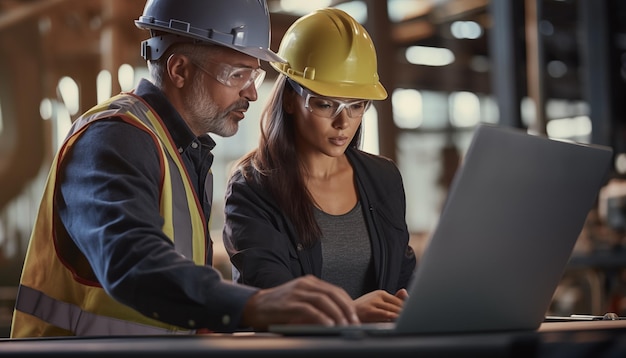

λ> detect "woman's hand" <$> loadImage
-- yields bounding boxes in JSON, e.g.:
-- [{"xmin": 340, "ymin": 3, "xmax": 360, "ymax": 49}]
[{"xmin": 353, "ymin": 288, "xmax": 408, "ymax": 323}]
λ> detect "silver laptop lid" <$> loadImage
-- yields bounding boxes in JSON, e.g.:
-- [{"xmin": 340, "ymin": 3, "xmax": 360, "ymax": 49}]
[{"xmin": 397, "ymin": 124, "xmax": 613, "ymax": 334}]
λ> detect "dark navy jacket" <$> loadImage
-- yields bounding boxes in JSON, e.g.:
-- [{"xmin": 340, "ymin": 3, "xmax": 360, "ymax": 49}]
[{"xmin": 57, "ymin": 79, "xmax": 257, "ymax": 332}]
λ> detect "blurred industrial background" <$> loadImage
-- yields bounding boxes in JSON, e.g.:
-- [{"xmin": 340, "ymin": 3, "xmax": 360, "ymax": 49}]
[{"xmin": 1, "ymin": 0, "xmax": 626, "ymax": 337}]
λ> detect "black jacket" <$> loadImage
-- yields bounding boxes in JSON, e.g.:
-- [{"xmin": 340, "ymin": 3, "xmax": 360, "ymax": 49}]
[{"xmin": 223, "ymin": 147, "xmax": 416, "ymax": 294}]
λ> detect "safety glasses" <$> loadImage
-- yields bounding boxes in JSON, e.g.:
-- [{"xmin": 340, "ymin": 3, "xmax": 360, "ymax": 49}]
[
  {"xmin": 191, "ymin": 59, "xmax": 266, "ymax": 91},
  {"xmin": 287, "ymin": 78, "xmax": 371, "ymax": 119}
]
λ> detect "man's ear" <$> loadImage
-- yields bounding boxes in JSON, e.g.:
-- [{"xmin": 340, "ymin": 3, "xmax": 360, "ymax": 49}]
[{"xmin": 167, "ymin": 54, "xmax": 191, "ymax": 89}]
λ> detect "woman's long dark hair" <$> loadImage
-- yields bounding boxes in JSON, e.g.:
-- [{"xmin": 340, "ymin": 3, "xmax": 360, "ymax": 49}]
[{"xmin": 233, "ymin": 75, "xmax": 362, "ymax": 248}]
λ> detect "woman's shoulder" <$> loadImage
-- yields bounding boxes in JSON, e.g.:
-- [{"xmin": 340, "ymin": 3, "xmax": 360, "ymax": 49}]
[
  {"xmin": 226, "ymin": 161, "xmax": 275, "ymax": 200},
  {"xmin": 227, "ymin": 165, "xmax": 260, "ymax": 192},
  {"xmin": 347, "ymin": 147, "xmax": 399, "ymax": 172}
]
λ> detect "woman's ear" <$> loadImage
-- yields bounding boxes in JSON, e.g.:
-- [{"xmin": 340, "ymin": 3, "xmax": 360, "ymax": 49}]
[{"xmin": 283, "ymin": 90, "xmax": 296, "ymax": 114}]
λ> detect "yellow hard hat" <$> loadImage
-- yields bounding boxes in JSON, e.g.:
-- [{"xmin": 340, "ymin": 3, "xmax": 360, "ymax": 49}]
[{"xmin": 271, "ymin": 8, "xmax": 387, "ymax": 100}]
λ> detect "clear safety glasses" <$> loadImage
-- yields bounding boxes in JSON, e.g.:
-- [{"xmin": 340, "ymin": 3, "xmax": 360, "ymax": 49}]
[
  {"xmin": 287, "ymin": 78, "xmax": 371, "ymax": 119},
  {"xmin": 191, "ymin": 59, "xmax": 266, "ymax": 91}
]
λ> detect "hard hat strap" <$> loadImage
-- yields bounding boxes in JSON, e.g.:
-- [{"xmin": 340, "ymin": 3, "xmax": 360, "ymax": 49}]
[{"xmin": 141, "ymin": 34, "xmax": 199, "ymax": 61}]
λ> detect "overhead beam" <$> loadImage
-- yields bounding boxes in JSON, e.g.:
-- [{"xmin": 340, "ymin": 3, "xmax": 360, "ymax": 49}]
[{"xmin": 0, "ymin": 0, "xmax": 70, "ymax": 31}]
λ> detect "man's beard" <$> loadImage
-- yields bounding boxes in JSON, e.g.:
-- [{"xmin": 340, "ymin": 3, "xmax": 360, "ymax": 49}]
[{"xmin": 185, "ymin": 75, "xmax": 243, "ymax": 137}]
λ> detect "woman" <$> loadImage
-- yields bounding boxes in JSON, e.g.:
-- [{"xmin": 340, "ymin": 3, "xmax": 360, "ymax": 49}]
[{"xmin": 223, "ymin": 8, "xmax": 416, "ymax": 323}]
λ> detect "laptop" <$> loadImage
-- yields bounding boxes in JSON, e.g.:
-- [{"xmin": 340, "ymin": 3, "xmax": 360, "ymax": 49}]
[{"xmin": 269, "ymin": 123, "xmax": 613, "ymax": 336}]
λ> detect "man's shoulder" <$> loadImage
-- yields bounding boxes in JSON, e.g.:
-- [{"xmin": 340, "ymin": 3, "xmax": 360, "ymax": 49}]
[{"xmin": 74, "ymin": 119, "xmax": 157, "ymax": 154}]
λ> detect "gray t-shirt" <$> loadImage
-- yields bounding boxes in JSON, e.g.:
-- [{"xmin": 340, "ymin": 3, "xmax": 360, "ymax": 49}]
[{"xmin": 314, "ymin": 203, "xmax": 375, "ymax": 299}]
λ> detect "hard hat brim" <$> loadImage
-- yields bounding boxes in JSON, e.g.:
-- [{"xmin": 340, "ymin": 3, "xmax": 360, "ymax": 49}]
[
  {"xmin": 238, "ymin": 46, "xmax": 286, "ymax": 64},
  {"xmin": 135, "ymin": 21, "xmax": 286, "ymax": 63},
  {"xmin": 272, "ymin": 63, "xmax": 388, "ymax": 101}
]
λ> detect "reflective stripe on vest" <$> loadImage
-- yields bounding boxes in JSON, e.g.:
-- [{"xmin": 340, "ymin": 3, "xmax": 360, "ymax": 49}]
[
  {"xmin": 15, "ymin": 285, "xmax": 193, "ymax": 336},
  {"xmin": 168, "ymin": 152, "xmax": 193, "ymax": 259}
]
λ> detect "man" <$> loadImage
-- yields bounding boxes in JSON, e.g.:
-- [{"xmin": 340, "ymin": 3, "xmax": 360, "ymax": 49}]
[{"xmin": 11, "ymin": 0, "xmax": 358, "ymax": 337}]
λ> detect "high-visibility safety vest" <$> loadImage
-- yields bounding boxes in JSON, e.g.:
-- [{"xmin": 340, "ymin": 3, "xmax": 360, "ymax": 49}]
[{"xmin": 11, "ymin": 93, "xmax": 208, "ymax": 337}]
